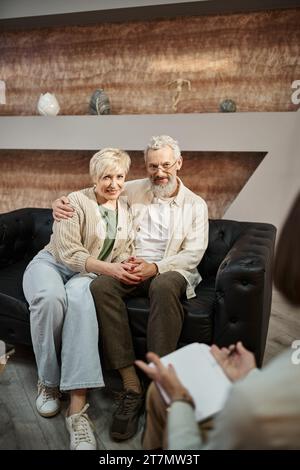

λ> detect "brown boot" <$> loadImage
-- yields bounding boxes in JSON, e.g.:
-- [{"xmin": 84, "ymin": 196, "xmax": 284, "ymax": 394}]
[{"xmin": 110, "ymin": 389, "xmax": 144, "ymax": 441}]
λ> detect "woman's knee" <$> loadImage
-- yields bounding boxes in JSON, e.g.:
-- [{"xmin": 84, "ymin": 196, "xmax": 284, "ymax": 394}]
[
  {"xmin": 66, "ymin": 276, "xmax": 92, "ymax": 301},
  {"xmin": 30, "ymin": 287, "xmax": 67, "ymax": 314}
]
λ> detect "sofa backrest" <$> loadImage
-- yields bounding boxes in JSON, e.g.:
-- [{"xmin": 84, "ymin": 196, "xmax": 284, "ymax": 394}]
[
  {"xmin": 0, "ymin": 208, "xmax": 53, "ymax": 268},
  {"xmin": 197, "ymin": 219, "xmax": 243, "ymax": 279},
  {"xmin": 0, "ymin": 208, "xmax": 274, "ymax": 279},
  {"xmin": 197, "ymin": 219, "xmax": 277, "ymax": 280}
]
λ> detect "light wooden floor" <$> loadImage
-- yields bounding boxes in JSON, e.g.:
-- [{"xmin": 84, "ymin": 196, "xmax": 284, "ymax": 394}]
[
  {"xmin": 0, "ymin": 287, "xmax": 299, "ymax": 450},
  {"xmin": 0, "ymin": 347, "xmax": 145, "ymax": 450},
  {"xmin": 263, "ymin": 288, "xmax": 300, "ymax": 365}
]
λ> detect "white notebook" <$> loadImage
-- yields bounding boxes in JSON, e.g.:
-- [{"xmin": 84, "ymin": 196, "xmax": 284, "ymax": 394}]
[{"xmin": 156, "ymin": 342, "xmax": 232, "ymax": 422}]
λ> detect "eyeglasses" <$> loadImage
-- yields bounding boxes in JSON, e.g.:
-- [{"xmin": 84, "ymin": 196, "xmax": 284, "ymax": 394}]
[{"xmin": 147, "ymin": 160, "xmax": 178, "ymax": 173}]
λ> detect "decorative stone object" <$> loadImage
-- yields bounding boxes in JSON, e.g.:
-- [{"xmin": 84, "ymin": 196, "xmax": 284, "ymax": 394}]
[
  {"xmin": 89, "ymin": 89, "xmax": 111, "ymax": 115},
  {"xmin": 37, "ymin": 92, "xmax": 60, "ymax": 116},
  {"xmin": 220, "ymin": 99, "xmax": 237, "ymax": 113}
]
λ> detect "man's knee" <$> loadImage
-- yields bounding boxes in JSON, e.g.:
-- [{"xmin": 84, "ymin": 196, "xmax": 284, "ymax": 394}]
[
  {"xmin": 149, "ymin": 271, "xmax": 186, "ymax": 297},
  {"xmin": 90, "ymin": 275, "xmax": 117, "ymax": 297}
]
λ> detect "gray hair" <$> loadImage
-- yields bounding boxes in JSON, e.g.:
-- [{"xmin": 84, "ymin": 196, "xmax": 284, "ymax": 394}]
[
  {"xmin": 144, "ymin": 135, "xmax": 181, "ymax": 161},
  {"xmin": 89, "ymin": 148, "xmax": 131, "ymax": 182}
]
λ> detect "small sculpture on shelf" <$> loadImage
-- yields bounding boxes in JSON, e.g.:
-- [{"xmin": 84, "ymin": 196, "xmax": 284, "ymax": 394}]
[
  {"xmin": 37, "ymin": 92, "xmax": 60, "ymax": 116},
  {"xmin": 89, "ymin": 89, "xmax": 111, "ymax": 115},
  {"xmin": 219, "ymin": 98, "xmax": 237, "ymax": 113},
  {"xmin": 167, "ymin": 79, "xmax": 191, "ymax": 112}
]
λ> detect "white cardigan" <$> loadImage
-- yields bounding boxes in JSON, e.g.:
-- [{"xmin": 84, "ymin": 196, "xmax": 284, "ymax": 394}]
[{"xmin": 45, "ymin": 186, "xmax": 134, "ymax": 273}]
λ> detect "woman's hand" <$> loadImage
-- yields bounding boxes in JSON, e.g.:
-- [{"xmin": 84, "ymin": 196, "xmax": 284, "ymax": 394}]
[
  {"xmin": 86, "ymin": 258, "xmax": 141, "ymax": 284},
  {"xmin": 135, "ymin": 352, "xmax": 190, "ymax": 402},
  {"xmin": 52, "ymin": 196, "xmax": 74, "ymax": 221},
  {"xmin": 210, "ymin": 341, "xmax": 257, "ymax": 382}
]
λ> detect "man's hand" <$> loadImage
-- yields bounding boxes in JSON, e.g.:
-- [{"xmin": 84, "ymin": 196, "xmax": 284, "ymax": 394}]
[
  {"xmin": 52, "ymin": 196, "xmax": 74, "ymax": 221},
  {"xmin": 135, "ymin": 352, "xmax": 190, "ymax": 402},
  {"xmin": 106, "ymin": 262, "xmax": 142, "ymax": 285},
  {"xmin": 210, "ymin": 341, "xmax": 256, "ymax": 382},
  {"xmin": 127, "ymin": 257, "xmax": 158, "ymax": 281}
]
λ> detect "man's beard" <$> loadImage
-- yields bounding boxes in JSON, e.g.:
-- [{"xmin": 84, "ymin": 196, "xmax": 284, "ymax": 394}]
[{"xmin": 150, "ymin": 174, "xmax": 177, "ymax": 198}]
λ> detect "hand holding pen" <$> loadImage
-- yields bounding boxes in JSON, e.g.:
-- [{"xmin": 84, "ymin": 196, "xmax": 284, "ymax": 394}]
[{"xmin": 210, "ymin": 341, "xmax": 257, "ymax": 382}]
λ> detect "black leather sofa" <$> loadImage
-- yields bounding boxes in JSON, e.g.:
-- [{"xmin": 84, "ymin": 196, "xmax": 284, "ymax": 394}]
[{"xmin": 0, "ymin": 208, "xmax": 276, "ymax": 366}]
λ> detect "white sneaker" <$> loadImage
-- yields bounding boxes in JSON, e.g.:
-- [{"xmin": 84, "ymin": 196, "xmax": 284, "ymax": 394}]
[
  {"xmin": 36, "ymin": 380, "xmax": 60, "ymax": 417},
  {"xmin": 65, "ymin": 404, "xmax": 97, "ymax": 450}
]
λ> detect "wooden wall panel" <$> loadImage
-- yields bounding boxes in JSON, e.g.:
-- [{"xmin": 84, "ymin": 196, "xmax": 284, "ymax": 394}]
[
  {"xmin": 0, "ymin": 8, "xmax": 300, "ymax": 115},
  {"xmin": 0, "ymin": 150, "xmax": 264, "ymax": 218}
]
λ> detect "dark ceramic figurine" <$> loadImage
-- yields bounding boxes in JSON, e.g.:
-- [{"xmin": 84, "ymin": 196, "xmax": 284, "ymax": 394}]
[
  {"xmin": 89, "ymin": 89, "xmax": 111, "ymax": 115},
  {"xmin": 220, "ymin": 99, "xmax": 237, "ymax": 113}
]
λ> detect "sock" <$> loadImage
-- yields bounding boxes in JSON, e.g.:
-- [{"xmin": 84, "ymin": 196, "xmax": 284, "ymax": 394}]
[{"xmin": 119, "ymin": 365, "xmax": 142, "ymax": 394}]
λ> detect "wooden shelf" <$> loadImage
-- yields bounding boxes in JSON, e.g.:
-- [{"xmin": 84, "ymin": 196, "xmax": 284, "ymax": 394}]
[{"xmin": 0, "ymin": 113, "xmax": 294, "ymax": 151}]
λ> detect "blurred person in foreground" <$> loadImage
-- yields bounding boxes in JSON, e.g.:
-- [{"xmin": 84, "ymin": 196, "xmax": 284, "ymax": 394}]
[{"xmin": 136, "ymin": 191, "xmax": 300, "ymax": 450}]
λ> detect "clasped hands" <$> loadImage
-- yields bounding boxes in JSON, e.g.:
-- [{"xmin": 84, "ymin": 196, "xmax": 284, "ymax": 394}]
[
  {"xmin": 118, "ymin": 256, "xmax": 158, "ymax": 285},
  {"xmin": 108, "ymin": 256, "xmax": 157, "ymax": 285}
]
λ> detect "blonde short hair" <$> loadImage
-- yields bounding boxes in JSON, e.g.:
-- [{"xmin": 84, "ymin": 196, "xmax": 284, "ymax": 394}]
[{"xmin": 89, "ymin": 148, "xmax": 131, "ymax": 182}]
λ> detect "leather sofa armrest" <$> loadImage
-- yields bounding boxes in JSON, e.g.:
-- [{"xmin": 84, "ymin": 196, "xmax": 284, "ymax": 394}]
[{"xmin": 214, "ymin": 224, "xmax": 276, "ymax": 366}]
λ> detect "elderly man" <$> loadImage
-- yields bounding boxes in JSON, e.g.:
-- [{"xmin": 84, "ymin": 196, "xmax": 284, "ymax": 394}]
[{"xmin": 53, "ymin": 135, "xmax": 208, "ymax": 441}]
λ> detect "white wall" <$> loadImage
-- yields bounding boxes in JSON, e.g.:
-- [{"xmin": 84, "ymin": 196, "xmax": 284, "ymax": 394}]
[
  {"xmin": 0, "ymin": 0, "xmax": 206, "ymax": 19},
  {"xmin": 225, "ymin": 110, "xmax": 300, "ymax": 232}
]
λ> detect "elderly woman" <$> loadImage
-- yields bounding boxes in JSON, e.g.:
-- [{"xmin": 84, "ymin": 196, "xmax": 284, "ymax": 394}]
[{"xmin": 23, "ymin": 148, "xmax": 140, "ymax": 450}]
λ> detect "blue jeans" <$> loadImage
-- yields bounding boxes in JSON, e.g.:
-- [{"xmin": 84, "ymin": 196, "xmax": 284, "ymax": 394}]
[{"xmin": 23, "ymin": 250, "xmax": 104, "ymax": 391}]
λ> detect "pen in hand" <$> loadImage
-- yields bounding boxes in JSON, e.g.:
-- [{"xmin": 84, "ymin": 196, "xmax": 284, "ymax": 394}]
[{"xmin": 228, "ymin": 344, "xmax": 237, "ymax": 357}]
